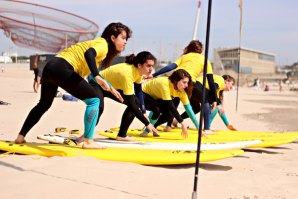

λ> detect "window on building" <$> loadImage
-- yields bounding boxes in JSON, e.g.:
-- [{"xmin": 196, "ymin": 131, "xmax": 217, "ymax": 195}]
[{"xmin": 258, "ymin": 53, "xmax": 275, "ymax": 61}]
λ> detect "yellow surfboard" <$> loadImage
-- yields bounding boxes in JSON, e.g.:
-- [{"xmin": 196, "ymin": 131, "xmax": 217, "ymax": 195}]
[
  {"xmin": 155, "ymin": 126, "xmax": 298, "ymax": 140},
  {"xmin": 0, "ymin": 140, "xmax": 244, "ymax": 165},
  {"xmin": 102, "ymin": 128, "xmax": 296, "ymax": 148}
]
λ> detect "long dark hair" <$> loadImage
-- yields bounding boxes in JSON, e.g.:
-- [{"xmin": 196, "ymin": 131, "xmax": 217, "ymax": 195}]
[
  {"xmin": 222, "ymin": 74, "xmax": 235, "ymax": 83},
  {"xmin": 219, "ymin": 74, "xmax": 235, "ymax": 101},
  {"xmin": 183, "ymin": 40, "xmax": 203, "ymax": 55},
  {"xmin": 169, "ymin": 69, "xmax": 193, "ymax": 97},
  {"xmin": 125, "ymin": 51, "xmax": 156, "ymax": 67},
  {"xmin": 101, "ymin": 22, "xmax": 132, "ymax": 68}
]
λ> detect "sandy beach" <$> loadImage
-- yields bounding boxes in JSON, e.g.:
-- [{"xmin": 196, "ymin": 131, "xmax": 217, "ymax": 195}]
[{"xmin": 0, "ymin": 70, "xmax": 297, "ymax": 199}]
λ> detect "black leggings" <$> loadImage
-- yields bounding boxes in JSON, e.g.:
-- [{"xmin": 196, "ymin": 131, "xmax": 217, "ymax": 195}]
[
  {"xmin": 20, "ymin": 57, "xmax": 100, "ymax": 136},
  {"xmin": 143, "ymin": 93, "xmax": 182, "ymax": 128},
  {"xmin": 180, "ymin": 81, "xmax": 205, "ymax": 119},
  {"xmin": 89, "ymin": 79, "xmax": 146, "ymax": 137},
  {"xmin": 164, "ymin": 81, "xmax": 207, "ymax": 126}
]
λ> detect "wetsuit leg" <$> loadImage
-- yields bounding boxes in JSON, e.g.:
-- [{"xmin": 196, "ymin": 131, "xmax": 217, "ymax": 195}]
[
  {"xmin": 209, "ymin": 106, "xmax": 219, "ymax": 126},
  {"xmin": 118, "ymin": 95, "xmax": 150, "ymax": 137},
  {"xmin": 143, "ymin": 93, "xmax": 161, "ymax": 119},
  {"xmin": 118, "ymin": 106, "xmax": 136, "ymax": 137},
  {"xmin": 20, "ymin": 58, "xmax": 101, "ymax": 139},
  {"xmin": 89, "ymin": 79, "xmax": 105, "ymax": 125},
  {"xmin": 19, "ymin": 81, "xmax": 58, "ymax": 136},
  {"xmin": 143, "ymin": 111, "xmax": 159, "ymax": 133},
  {"xmin": 83, "ymin": 98, "xmax": 100, "ymax": 139},
  {"xmin": 180, "ymin": 81, "xmax": 202, "ymax": 119},
  {"xmin": 203, "ymin": 102, "xmax": 211, "ymax": 130},
  {"xmin": 153, "ymin": 100, "xmax": 175, "ymax": 127},
  {"xmin": 219, "ymin": 112, "xmax": 230, "ymax": 126},
  {"xmin": 166, "ymin": 97, "xmax": 180, "ymax": 126}
]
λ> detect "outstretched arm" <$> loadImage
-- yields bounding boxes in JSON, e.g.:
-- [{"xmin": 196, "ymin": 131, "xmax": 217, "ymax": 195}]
[
  {"xmin": 85, "ymin": 48, "xmax": 109, "ymax": 90},
  {"xmin": 125, "ymin": 95, "xmax": 150, "ymax": 126},
  {"xmin": 85, "ymin": 48, "xmax": 123, "ymax": 102},
  {"xmin": 184, "ymin": 104, "xmax": 199, "ymax": 129},
  {"xmin": 152, "ymin": 63, "xmax": 178, "ymax": 77},
  {"xmin": 163, "ymin": 100, "xmax": 188, "ymax": 138},
  {"xmin": 84, "ymin": 48, "xmax": 100, "ymax": 78}
]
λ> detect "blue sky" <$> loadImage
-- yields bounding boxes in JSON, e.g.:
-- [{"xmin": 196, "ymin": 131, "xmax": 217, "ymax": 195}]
[{"xmin": 1, "ymin": 0, "xmax": 297, "ymax": 66}]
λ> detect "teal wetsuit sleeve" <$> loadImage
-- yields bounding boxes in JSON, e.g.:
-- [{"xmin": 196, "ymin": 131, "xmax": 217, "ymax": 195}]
[
  {"xmin": 184, "ymin": 103, "xmax": 200, "ymax": 129},
  {"xmin": 152, "ymin": 63, "xmax": 177, "ymax": 77}
]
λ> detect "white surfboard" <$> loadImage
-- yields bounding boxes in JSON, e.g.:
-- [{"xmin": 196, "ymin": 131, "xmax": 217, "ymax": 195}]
[{"xmin": 37, "ymin": 134, "xmax": 261, "ymax": 150}]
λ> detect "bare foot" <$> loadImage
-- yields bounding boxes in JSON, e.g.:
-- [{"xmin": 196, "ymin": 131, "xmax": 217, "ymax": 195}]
[
  {"xmin": 82, "ymin": 139, "xmax": 106, "ymax": 149},
  {"xmin": 203, "ymin": 129, "xmax": 216, "ymax": 135},
  {"xmin": 139, "ymin": 131, "xmax": 149, "ymax": 137},
  {"xmin": 152, "ymin": 131, "xmax": 160, "ymax": 137},
  {"xmin": 227, "ymin": 125, "xmax": 237, "ymax": 131},
  {"xmin": 15, "ymin": 134, "xmax": 26, "ymax": 144},
  {"xmin": 116, "ymin": 136, "xmax": 136, "ymax": 142},
  {"xmin": 75, "ymin": 136, "xmax": 84, "ymax": 145},
  {"xmin": 163, "ymin": 126, "xmax": 172, "ymax": 132},
  {"xmin": 172, "ymin": 119, "xmax": 178, "ymax": 127}
]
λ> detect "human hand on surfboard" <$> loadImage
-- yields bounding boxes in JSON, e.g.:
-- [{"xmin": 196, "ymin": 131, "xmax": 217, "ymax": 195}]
[
  {"xmin": 146, "ymin": 124, "xmax": 159, "ymax": 137},
  {"xmin": 180, "ymin": 121, "xmax": 188, "ymax": 139}
]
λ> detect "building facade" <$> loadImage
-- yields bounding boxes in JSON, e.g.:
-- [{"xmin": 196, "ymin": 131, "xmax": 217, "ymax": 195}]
[{"xmin": 213, "ymin": 47, "xmax": 276, "ymax": 74}]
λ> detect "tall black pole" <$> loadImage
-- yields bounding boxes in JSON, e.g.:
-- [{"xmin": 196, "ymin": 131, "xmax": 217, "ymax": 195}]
[{"xmin": 192, "ymin": 0, "xmax": 213, "ymax": 198}]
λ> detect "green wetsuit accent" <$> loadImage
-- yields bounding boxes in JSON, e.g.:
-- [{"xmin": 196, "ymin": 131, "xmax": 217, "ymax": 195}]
[
  {"xmin": 184, "ymin": 104, "xmax": 200, "ymax": 129},
  {"xmin": 210, "ymin": 106, "xmax": 230, "ymax": 126},
  {"xmin": 83, "ymin": 98, "xmax": 100, "ymax": 139}
]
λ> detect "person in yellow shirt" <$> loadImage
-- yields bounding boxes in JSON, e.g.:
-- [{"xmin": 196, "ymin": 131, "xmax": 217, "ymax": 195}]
[
  {"xmin": 86, "ymin": 51, "xmax": 159, "ymax": 142},
  {"xmin": 15, "ymin": 22, "xmax": 132, "ymax": 149},
  {"xmin": 146, "ymin": 40, "xmax": 218, "ymax": 132},
  {"xmin": 140, "ymin": 69, "xmax": 205, "ymax": 138},
  {"xmin": 172, "ymin": 74, "xmax": 235, "ymax": 132},
  {"xmin": 209, "ymin": 75, "xmax": 237, "ymax": 131}
]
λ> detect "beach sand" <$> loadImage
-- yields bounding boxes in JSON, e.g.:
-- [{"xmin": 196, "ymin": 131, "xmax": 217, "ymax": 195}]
[{"xmin": 0, "ymin": 70, "xmax": 297, "ymax": 199}]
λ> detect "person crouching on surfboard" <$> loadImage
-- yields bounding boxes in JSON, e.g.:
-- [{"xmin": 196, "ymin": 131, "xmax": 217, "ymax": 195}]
[
  {"xmin": 139, "ymin": 69, "xmax": 206, "ymax": 138},
  {"xmin": 74, "ymin": 51, "xmax": 159, "ymax": 143},
  {"xmin": 208, "ymin": 75, "xmax": 237, "ymax": 131},
  {"xmin": 170, "ymin": 74, "xmax": 236, "ymax": 133},
  {"xmin": 144, "ymin": 40, "xmax": 218, "ymax": 135},
  {"xmin": 15, "ymin": 22, "xmax": 131, "ymax": 149}
]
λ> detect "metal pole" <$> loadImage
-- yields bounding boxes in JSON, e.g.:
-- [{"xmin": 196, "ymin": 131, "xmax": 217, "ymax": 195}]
[
  {"xmin": 236, "ymin": 0, "xmax": 243, "ymax": 112},
  {"xmin": 65, "ymin": 34, "xmax": 68, "ymax": 48},
  {"xmin": 192, "ymin": 0, "xmax": 213, "ymax": 198},
  {"xmin": 192, "ymin": 0, "xmax": 202, "ymax": 40}
]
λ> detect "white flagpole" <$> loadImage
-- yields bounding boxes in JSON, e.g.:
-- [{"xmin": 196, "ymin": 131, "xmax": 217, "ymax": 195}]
[
  {"xmin": 236, "ymin": 0, "xmax": 243, "ymax": 111},
  {"xmin": 192, "ymin": 0, "xmax": 202, "ymax": 40}
]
